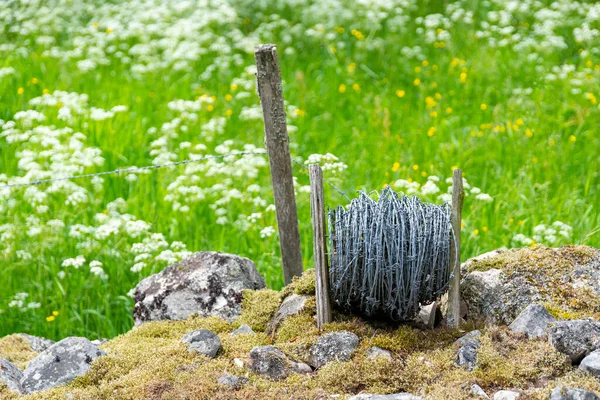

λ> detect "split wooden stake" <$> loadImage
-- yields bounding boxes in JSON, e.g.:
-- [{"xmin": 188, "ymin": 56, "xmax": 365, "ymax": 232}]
[
  {"xmin": 254, "ymin": 44, "xmax": 303, "ymax": 285},
  {"xmin": 447, "ymin": 168, "xmax": 465, "ymax": 328},
  {"xmin": 309, "ymin": 164, "xmax": 332, "ymax": 329}
]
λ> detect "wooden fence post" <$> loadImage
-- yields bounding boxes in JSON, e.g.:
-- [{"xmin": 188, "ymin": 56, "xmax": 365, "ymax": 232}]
[
  {"xmin": 309, "ymin": 164, "xmax": 332, "ymax": 329},
  {"xmin": 447, "ymin": 168, "xmax": 465, "ymax": 328},
  {"xmin": 254, "ymin": 44, "xmax": 303, "ymax": 285}
]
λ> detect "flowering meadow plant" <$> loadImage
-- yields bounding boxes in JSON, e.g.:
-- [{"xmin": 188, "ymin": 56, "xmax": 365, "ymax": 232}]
[{"xmin": 0, "ymin": 0, "xmax": 598, "ymax": 339}]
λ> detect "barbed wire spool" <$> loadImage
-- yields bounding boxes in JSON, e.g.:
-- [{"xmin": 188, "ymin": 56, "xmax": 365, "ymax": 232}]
[{"xmin": 328, "ymin": 186, "xmax": 454, "ymax": 322}]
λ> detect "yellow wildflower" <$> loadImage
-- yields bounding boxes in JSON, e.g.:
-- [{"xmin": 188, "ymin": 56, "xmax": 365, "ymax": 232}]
[
  {"xmin": 396, "ymin": 89, "xmax": 405, "ymax": 98},
  {"xmin": 338, "ymin": 84, "xmax": 346, "ymax": 93},
  {"xmin": 392, "ymin": 162, "xmax": 400, "ymax": 172}
]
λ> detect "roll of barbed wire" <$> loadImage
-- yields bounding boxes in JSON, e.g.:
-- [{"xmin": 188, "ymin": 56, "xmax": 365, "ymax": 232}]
[{"xmin": 327, "ymin": 186, "xmax": 454, "ymax": 322}]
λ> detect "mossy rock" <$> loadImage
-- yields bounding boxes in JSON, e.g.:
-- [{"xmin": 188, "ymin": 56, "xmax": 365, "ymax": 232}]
[{"xmin": 462, "ymin": 245, "xmax": 600, "ymax": 324}]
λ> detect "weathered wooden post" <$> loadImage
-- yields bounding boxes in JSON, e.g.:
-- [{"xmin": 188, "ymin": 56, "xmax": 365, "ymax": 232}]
[
  {"xmin": 309, "ymin": 164, "xmax": 332, "ymax": 329},
  {"xmin": 254, "ymin": 44, "xmax": 304, "ymax": 285},
  {"xmin": 447, "ymin": 168, "xmax": 465, "ymax": 328}
]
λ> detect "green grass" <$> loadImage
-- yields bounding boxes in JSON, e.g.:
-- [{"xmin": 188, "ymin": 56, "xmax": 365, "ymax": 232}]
[{"xmin": 0, "ymin": 0, "xmax": 598, "ymax": 340}]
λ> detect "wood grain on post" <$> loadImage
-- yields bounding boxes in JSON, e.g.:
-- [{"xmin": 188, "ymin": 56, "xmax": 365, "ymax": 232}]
[
  {"xmin": 254, "ymin": 44, "xmax": 303, "ymax": 285},
  {"xmin": 447, "ymin": 168, "xmax": 465, "ymax": 328},
  {"xmin": 309, "ymin": 164, "xmax": 332, "ymax": 329}
]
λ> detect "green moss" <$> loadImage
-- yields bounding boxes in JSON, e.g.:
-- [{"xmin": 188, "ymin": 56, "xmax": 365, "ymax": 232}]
[
  {"xmin": 236, "ymin": 288, "xmax": 280, "ymax": 332},
  {"xmin": 279, "ymin": 269, "xmax": 316, "ymax": 300},
  {"xmin": 0, "ymin": 334, "xmax": 38, "ymax": 369}
]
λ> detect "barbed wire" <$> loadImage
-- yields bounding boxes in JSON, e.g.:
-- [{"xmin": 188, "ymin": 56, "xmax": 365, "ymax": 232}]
[
  {"xmin": 0, "ymin": 151, "xmax": 268, "ymax": 189},
  {"xmin": 328, "ymin": 187, "xmax": 454, "ymax": 322},
  {"xmin": 0, "ymin": 151, "xmax": 352, "ymax": 203}
]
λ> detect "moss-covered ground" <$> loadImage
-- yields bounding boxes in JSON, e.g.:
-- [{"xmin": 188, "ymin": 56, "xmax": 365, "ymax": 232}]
[{"xmin": 2, "ymin": 246, "xmax": 600, "ymax": 399}]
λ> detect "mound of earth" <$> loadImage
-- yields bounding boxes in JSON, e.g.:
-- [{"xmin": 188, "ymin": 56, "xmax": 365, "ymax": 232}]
[{"xmin": 1, "ymin": 245, "xmax": 600, "ymax": 400}]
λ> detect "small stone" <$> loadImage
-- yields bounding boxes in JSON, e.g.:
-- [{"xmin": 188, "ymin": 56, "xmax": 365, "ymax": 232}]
[
  {"xmin": 456, "ymin": 340, "xmax": 480, "ymax": 371},
  {"xmin": 233, "ymin": 358, "xmax": 244, "ymax": 368},
  {"xmin": 346, "ymin": 394, "xmax": 423, "ymax": 400},
  {"xmin": 366, "ymin": 346, "xmax": 392, "ymax": 361},
  {"xmin": 182, "ymin": 329, "xmax": 221, "ymax": 358},
  {"xmin": 454, "ymin": 331, "xmax": 481, "ymax": 371},
  {"xmin": 493, "ymin": 390, "xmax": 520, "ymax": 400},
  {"xmin": 580, "ymin": 350, "xmax": 600, "ymax": 378},
  {"xmin": 91, "ymin": 338, "xmax": 108, "ymax": 346},
  {"xmin": 308, "ymin": 331, "xmax": 360, "ymax": 369},
  {"xmin": 550, "ymin": 385, "xmax": 600, "ymax": 400},
  {"xmin": 20, "ymin": 337, "xmax": 105, "ymax": 394},
  {"xmin": 548, "ymin": 320, "xmax": 600, "ymax": 363},
  {"xmin": 415, "ymin": 302, "xmax": 438, "ymax": 329},
  {"xmin": 509, "ymin": 304, "xmax": 556, "ymax": 338},
  {"xmin": 231, "ymin": 324, "xmax": 255, "ymax": 336},
  {"xmin": 217, "ymin": 373, "xmax": 248, "ymax": 389},
  {"xmin": 266, "ymin": 294, "xmax": 309, "ymax": 335},
  {"xmin": 248, "ymin": 345, "xmax": 294, "ymax": 380},
  {"xmin": 291, "ymin": 362, "xmax": 312, "ymax": 374},
  {"xmin": 454, "ymin": 330, "xmax": 481, "ymax": 347},
  {"xmin": 16, "ymin": 334, "xmax": 55, "ymax": 353},
  {"xmin": 0, "ymin": 358, "xmax": 23, "ymax": 394},
  {"xmin": 472, "ymin": 384, "xmax": 490, "ymax": 399}
]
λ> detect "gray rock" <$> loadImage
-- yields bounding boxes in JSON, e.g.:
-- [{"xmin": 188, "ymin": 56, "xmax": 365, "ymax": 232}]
[
  {"xmin": 454, "ymin": 330, "xmax": 481, "ymax": 371},
  {"xmin": 461, "ymin": 268, "xmax": 542, "ymax": 325},
  {"xmin": 548, "ymin": 320, "xmax": 600, "ymax": 363},
  {"xmin": 550, "ymin": 386, "xmax": 600, "ymax": 400},
  {"xmin": 20, "ymin": 337, "xmax": 105, "ymax": 393},
  {"xmin": 580, "ymin": 350, "xmax": 600, "ymax": 378},
  {"xmin": 182, "ymin": 329, "xmax": 221, "ymax": 358},
  {"xmin": 308, "ymin": 331, "xmax": 360, "ymax": 368},
  {"xmin": 133, "ymin": 251, "xmax": 265, "ymax": 325},
  {"xmin": 509, "ymin": 304, "xmax": 556, "ymax": 338},
  {"xmin": 415, "ymin": 302, "xmax": 438, "ymax": 329},
  {"xmin": 347, "ymin": 394, "xmax": 423, "ymax": 400},
  {"xmin": 247, "ymin": 345, "xmax": 308, "ymax": 380},
  {"xmin": 366, "ymin": 346, "xmax": 392, "ymax": 361},
  {"xmin": 0, "ymin": 358, "xmax": 23, "ymax": 394},
  {"xmin": 454, "ymin": 330, "xmax": 481, "ymax": 347},
  {"xmin": 217, "ymin": 373, "xmax": 248, "ymax": 389},
  {"xmin": 493, "ymin": 391, "xmax": 520, "ymax": 400},
  {"xmin": 461, "ymin": 248, "xmax": 600, "ymax": 325},
  {"xmin": 266, "ymin": 294, "xmax": 309, "ymax": 335},
  {"xmin": 91, "ymin": 338, "xmax": 108, "ymax": 346},
  {"xmin": 17, "ymin": 334, "xmax": 55, "ymax": 353},
  {"xmin": 231, "ymin": 324, "xmax": 255, "ymax": 336},
  {"xmin": 456, "ymin": 339, "xmax": 480, "ymax": 371},
  {"xmin": 472, "ymin": 384, "xmax": 490, "ymax": 399}
]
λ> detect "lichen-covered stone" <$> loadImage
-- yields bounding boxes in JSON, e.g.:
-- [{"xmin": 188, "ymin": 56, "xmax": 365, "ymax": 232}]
[
  {"xmin": 133, "ymin": 251, "xmax": 266, "ymax": 325},
  {"xmin": 366, "ymin": 346, "xmax": 392, "ymax": 361},
  {"xmin": 182, "ymin": 329, "xmax": 221, "ymax": 358},
  {"xmin": 549, "ymin": 386, "xmax": 600, "ymax": 400},
  {"xmin": 347, "ymin": 394, "xmax": 423, "ymax": 400},
  {"xmin": 247, "ymin": 345, "xmax": 308, "ymax": 380},
  {"xmin": 548, "ymin": 320, "xmax": 600, "ymax": 363},
  {"xmin": 266, "ymin": 293, "xmax": 309, "ymax": 335},
  {"xmin": 456, "ymin": 338, "xmax": 480, "ymax": 371},
  {"xmin": 509, "ymin": 304, "xmax": 556, "ymax": 338},
  {"xmin": 462, "ymin": 246, "xmax": 600, "ymax": 324},
  {"xmin": 20, "ymin": 337, "xmax": 105, "ymax": 393},
  {"xmin": 308, "ymin": 331, "xmax": 359, "ymax": 368},
  {"xmin": 461, "ymin": 268, "xmax": 541, "ymax": 325},
  {"xmin": 217, "ymin": 372, "xmax": 248, "ymax": 389},
  {"xmin": 580, "ymin": 350, "xmax": 600, "ymax": 379},
  {"xmin": 16, "ymin": 334, "xmax": 55, "ymax": 353},
  {"xmin": 0, "ymin": 358, "xmax": 23, "ymax": 394},
  {"xmin": 493, "ymin": 390, "xmax": 520, "ymax": 400},
  {"xmin": 231, "ymin": 324, "xmax": 255, "ymax": 336},
  {"xmin": 472, "ymin": 384, "xmax": 490, "ymax": 399}
]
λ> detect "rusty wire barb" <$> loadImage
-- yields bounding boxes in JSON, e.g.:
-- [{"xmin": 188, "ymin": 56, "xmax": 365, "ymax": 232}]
[{"xmin": 328, "ymin": 186, "xmax": 454, "ymax": 322}]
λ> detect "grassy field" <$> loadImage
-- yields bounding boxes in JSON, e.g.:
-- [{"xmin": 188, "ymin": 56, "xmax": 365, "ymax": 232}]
[{"xmin": 0, "ymin": 0, "xmax": 598, "ymax": 340}]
